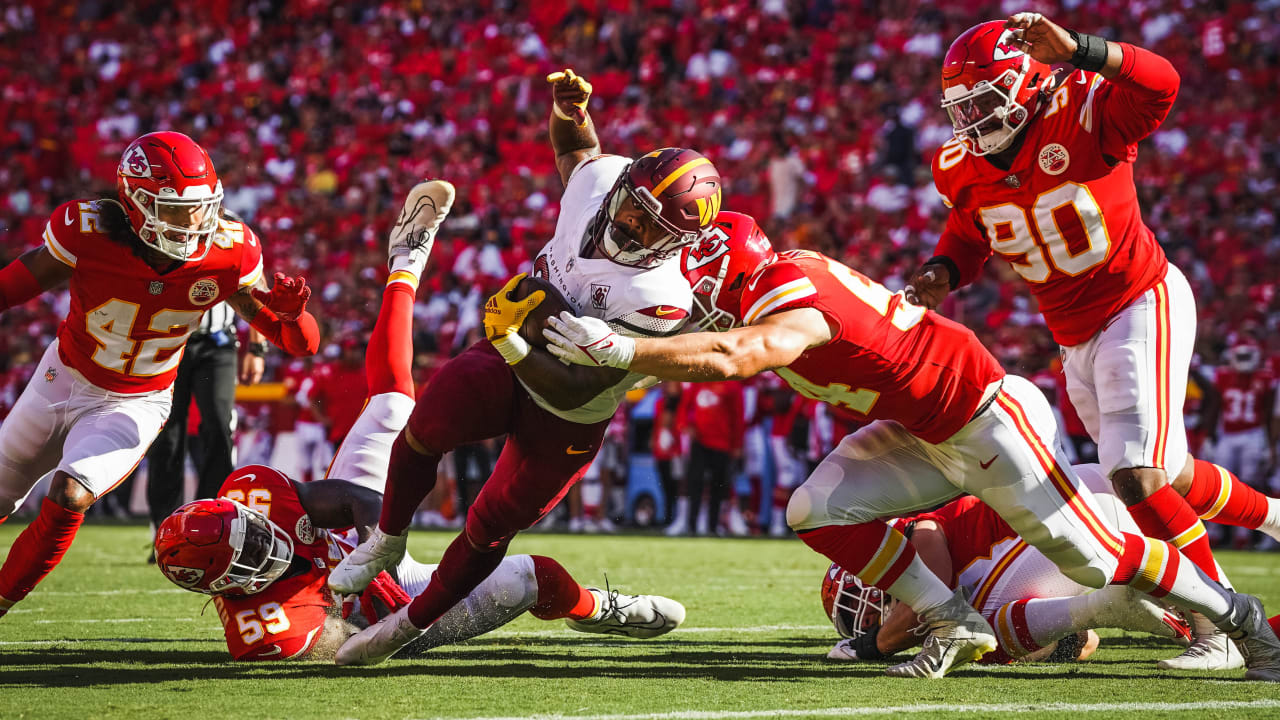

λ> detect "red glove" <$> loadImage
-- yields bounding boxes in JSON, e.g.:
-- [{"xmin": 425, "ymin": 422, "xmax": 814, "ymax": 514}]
[
  {"xmin": 341, "ymin": 571, "xmax": 411, "ymax": 625},
  {"xmin": 252, "ymin": 272, "xmax": 312, "ymax": 321}
]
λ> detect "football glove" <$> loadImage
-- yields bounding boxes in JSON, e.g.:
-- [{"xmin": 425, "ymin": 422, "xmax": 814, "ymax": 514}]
[
  {"xmin": 544, "ymin": 312, "xmax": 635, "ymax": 369},
  {"xmin": 484, "ymin": 273, "xmax": 544, "ymax": 364},
  {"xmin": 341, "ymin": 571, "xmax": 411, "ymax": 626},
  {"xmin": 546, "ymin": 68, "xmax": 593, "ymax": 126},
  {"xmin": 252, "ymin": 272, "xmax": 312, "ymax": 321}
]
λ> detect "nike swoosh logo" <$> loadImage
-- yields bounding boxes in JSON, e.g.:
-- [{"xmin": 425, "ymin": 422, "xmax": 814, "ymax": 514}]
[
  {"xmin": 654, "ymin": 306, "xmax": 679, "ymax": 316},
  {"xmin": 979, "ymin": 455, "xmax": 998, "ymax": 469},
  {"xmin": 64, "ymin": 208, "xmax": 74, "ymax": 226},
  {"xmin": 257, "ymin": 644, "xmax": 283, "ymax": 657},
  {"xmin": 566, "ymin": 446, "xmax": 592, "ymax": 455}
]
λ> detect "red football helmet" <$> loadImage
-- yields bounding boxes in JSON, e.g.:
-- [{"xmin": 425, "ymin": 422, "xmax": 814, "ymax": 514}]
[
  {"xmin": 596, "ymin": 147, "xmax": 723, "ymax": 268},
  {"xmin": 821, "ymin": 562, "xmax": 893, "ymax": 640},
  {"xmin": 680, "ymin": 211, "xmax": 777, "ymax": 331},
  {"xmin": 153, "ymin": 498, "xmax": 293, "ymax": 596},
  {"xmin": 1226, "ymin": 337, "xmax": 1263, "ymax": 373},
  {"xmin": 940, "ymin": 21, "xmax": 1054, "ymax": 156},
  {"xmin": 116, "ymin": 131, "xmax": 224, "ymax": 262}
]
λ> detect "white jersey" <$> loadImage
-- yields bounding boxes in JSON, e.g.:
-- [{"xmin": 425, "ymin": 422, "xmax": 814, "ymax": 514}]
[{"xmin": 526, "ymin": 154, "xmax": 693, "ymax": 424}]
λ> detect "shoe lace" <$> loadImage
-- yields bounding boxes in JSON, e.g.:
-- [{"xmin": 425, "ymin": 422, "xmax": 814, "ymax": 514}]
[{"xmin": 597, "ymin": 575, "xmax": 639, "ymax": 624}]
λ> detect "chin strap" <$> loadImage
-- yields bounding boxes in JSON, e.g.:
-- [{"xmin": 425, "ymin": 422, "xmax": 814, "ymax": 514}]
[
  {"xmin": 248, "ymin": 306, "xmax": 320, "ymax": 357},
  {"xmin": 0, "ymin": 258, "xmax": 43, "ymax": 313}
]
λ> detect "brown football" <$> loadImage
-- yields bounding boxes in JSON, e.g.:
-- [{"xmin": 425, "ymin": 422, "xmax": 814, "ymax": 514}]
[{"xmin": 509, "ymin": 275, "xmax": 573, "ymax": 350}]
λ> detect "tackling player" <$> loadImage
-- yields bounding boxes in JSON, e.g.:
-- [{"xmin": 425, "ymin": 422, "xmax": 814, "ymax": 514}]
[
  {"xmin": 823, "ymin": 464, "xmax": 1216, "ymax": 667},
  {"xmin": 905, "ymin": 13, "xmax": 1268, "ymax": 665},
  {"xmin": 153, "ymin": 181, "xmax": 684, "ymax": 661},
  {"xmin": 543, "ymin": 213, "xmax": 1280, "ymax": 680},
  {"xmin": 0, "ymin": 131, "xmax": 320, "ymax": 619},
  {"xmin": 326, "ymin": 69, "xmax": 715, "ymax": 665}
]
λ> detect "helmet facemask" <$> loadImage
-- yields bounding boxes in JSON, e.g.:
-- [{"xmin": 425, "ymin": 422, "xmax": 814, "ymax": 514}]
[
  {"xmin": 942, "ymin": 58, "xmax": 1040, "ymax": 156},
  {"xmin": 1227, "ymin": 345, "xmax": 1262, "ymax": 373},
  {"xmin": 599, "ymin": 169, "xmax": 702, "ymax": 268},
  {"xmin": 121, "ymin": 177, "xmax": 224, "ymax": 262},
  {"xmin": 205, "ymin": 501, "xmax": 294, "ymax": 596},
  {"xmin": 826, "ymin": 569, "xmax": 896, "ymax": 640}
]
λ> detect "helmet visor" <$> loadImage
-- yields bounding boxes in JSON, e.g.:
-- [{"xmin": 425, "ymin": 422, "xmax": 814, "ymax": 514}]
[{"xmin": 943, "ymin": 82, "xmax": 1011, "ymax": 139}]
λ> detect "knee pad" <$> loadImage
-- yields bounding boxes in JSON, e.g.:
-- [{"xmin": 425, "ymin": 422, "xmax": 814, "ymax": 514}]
[{"xmin": 785, "ymin": 486, "xmax": 820, "ymax": 531}]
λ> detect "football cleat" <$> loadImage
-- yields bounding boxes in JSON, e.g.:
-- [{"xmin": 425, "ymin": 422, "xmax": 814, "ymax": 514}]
[
  {"xmin": 1218, "ymin": 593, "xmax": 1280, "ymax": 681},
  {"xmin": 565, "ymin": 586, "xmax": 686, "ymax": 639},
  {"xmin": 1158, "ymin": 612, "xmax": 1241, "ymax": 670},
  {"xmin": 387, "ymin": 179, "xmax": 454, "ymax": 274},
  {"xmin": 885, "ymin": 588, "xmax": 996, "ymax": 679},
  {"xmin": 335, "ymin": 605, "xmax": 424, "ymax": 666},
  {"xmin": 328, "ymin": 527, "xmax": 408, "ymax": 596}
]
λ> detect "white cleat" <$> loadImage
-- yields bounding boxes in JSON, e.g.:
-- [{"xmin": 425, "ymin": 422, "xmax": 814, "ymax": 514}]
[
  {"xmin": 1158, "ymin": 612, "xmax": 1241, "ymax": 670},
  {"xmin": 387, "ymin": 179, "xmax": 454, "ymax": 274},
  {"xmin": 565, "ymin": 587, "xmax": 686, "ymax": 639},
  {"xmin": 335, "ymin": 605, "xmax": 424, "ymax": 666},
  {"xmin": 885, "ymin": 589, "xmax": 996, "ymax": 679},
  {"xmin": 328, "ymin": 527, "xmax": 408, "ymax": 595}
]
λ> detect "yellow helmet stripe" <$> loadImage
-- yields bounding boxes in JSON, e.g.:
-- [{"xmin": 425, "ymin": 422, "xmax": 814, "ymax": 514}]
[{"xmin": 651, "ymin": 157, "xmax": 712, "ymax": 196}]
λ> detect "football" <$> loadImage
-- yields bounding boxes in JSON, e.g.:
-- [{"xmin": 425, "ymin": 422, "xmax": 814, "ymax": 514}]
[{"xmin": 508, "ymin": 274, "xmax": 573, "ymax": 350}]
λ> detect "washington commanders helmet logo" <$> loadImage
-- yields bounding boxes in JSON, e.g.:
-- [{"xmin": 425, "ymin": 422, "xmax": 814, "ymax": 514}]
[{"xmin": 188, "ymin": 278, "xmax": 220, "ymax": 306}]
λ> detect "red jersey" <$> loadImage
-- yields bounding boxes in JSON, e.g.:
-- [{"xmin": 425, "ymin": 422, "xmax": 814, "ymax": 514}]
[
  {"xmin": 43, "ymin": 200, "xmax": 264, "ymax": 393},
  {"xmin": 741, "ymin": 251, "xmax": 1004, "ymax": 444},
  {"xmin": 675, "ymin": 380, "xmax": 744, "ymax": 453},
  {"xmin": 932, "ymin": 47, "xmax": 1179, "ymax": 346},
  {"xmin": 212, "ymin": 466, "xmax": 347, "ymax": 661},
  {"xmin": 911, "ymin": 495, "xmax": 1017, "ymax": 588},
  {"xmin": 1215, "ymin": 367, "xmax": 1275, "ymax": 435}
]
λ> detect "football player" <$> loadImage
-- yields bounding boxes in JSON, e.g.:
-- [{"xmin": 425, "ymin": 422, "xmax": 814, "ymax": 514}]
[
  {"xmin": 0, "ymin": 131, "xmax": 319, "ymax": 619},
  {"xmin": 154, "ymin": 181, "xmax": 683, "ymax": 661},
  {"xmin": 543, "ymin": 212, "xmax": 1280, "ymax": 680},
  {"xmin": 326, "ymin": 73, "xmax": 714, "ymax": 664},
  {"xmin": 905, "ymin": 13, "xmax": 1272, "ymax": 665},
  {"xmin": 824, "ymin": 464, "xmax": 1212, "ymax": 667}
]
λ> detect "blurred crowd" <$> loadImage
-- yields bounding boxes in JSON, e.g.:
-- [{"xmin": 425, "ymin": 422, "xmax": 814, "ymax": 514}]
[{"xmin": 2, "ymin": 1, "xmax": 1279, "ymax": 541}]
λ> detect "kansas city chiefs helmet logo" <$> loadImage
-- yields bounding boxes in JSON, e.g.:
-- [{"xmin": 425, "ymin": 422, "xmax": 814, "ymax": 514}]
[
  {"xmin": 992, "ymin": 31, "xmax": 1025, "ymax": 61},
  {"xmin": 684, "ymin": 236, "xmax": 729, "ymax": 271},
  {"xmin": 163, "ymin": 565, "xmax": 205, "ymax": 589},
  {"xmin": 122, "ymin": 144, "xmax": 152, "ymax": 178}
]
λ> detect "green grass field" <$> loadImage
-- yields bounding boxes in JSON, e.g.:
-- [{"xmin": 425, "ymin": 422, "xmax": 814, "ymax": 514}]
[{"xmin": 4, "ymin": 524, "xmax": 1280, "ymax": 720}]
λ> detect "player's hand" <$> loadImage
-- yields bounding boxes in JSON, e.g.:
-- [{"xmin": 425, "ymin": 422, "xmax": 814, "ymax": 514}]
[
  {"xmin": 239, "ymin": 352, "xmax": 265, "ymax": 384},
  {"xmin": 904, "ymin": 263, "xmax": 952, "ymax": 309},
  {"xmin": 826, "ymin": 638, "xmax": 868, "ymax": 662},
  {"xmin": 342, "ymin": 571, "xmax": 411, "ymax": 626},
  {"xmin": 1004, "ymin": 12, "xmax": 1078, "ymax": 65},
  {"xmin": 251, "ymin": 272, "xmax": 312, "ymax": 321},
  {"xmin": 546, "ymin": 68, "xmax": 592, "ymax": 126},
  {"xmin": 545, "ymin": 312, "xmax": 635, "ymax": 369},
  {"xmin": 484, "ymin": 273, "xmax": 544, "ymax": 341}
]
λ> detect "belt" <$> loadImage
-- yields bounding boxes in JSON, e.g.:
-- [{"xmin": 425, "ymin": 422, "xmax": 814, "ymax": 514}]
[{"xmin": 969, "ymin": 380, "xmax": 1003, "ymax": 422}]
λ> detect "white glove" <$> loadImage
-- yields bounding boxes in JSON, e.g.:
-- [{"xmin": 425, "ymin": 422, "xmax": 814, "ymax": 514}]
[
  {"xmin": 826, "ymin": 638, "xmax": 866, "ymax": 662},
  {"xmin": 544, "ymin": 312, "xmax": 635, "ymax": 369}
]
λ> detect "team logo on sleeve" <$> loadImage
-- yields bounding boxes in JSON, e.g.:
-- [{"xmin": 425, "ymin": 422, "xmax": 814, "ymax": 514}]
[
  {"xmin": 188, "ymin": 278, "xmax": 220, "ymax": 305},
  {"xmin": 163, "ymin": 565, "xmax": 206, "ymax": 589},
  {"xmin": 590, "ymin": 283, "xmax": 611, "ymax": 310},
  {"xmin": 1037, "ymin": 143, "xmax": 1070, "ymax": 175}
]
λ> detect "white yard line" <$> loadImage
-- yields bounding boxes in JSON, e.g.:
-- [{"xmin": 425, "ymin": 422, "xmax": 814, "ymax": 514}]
[{"xmin": 420, "ymin": 699, "xmax": 1280, "ymax": 720}]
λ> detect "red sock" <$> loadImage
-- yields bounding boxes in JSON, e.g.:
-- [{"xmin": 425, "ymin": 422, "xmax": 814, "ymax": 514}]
[
  {"xmin": 0, "ymin": 497, "xmax": 85, "ymax": 604},
  {"xmin": 1183, "ymin": 459, "xmax": 1269, "ymax": 529},
  {"xmin": 366, "ymin": 281, "xmax": 417, "ymax": 398},
  {"xmin": 527, "ymin": 555, "xmax": 597, "ymax": 621},
  {"xmin": 406, "ymin": 530, "xmax": 509, "ymax": 628},
  {"xmin": 1126, "ymin": 484, "xmax": 1219, "ymax": 581},
  {"xmin": 797, "ymin": 522, "xmax": 917, "ymax": 591},
  {"xmin": 992, "ymin": 599, "xmax": 1042, "ymax": 657},
  {"xmin": 378, "ymin": 432, "xmax": 441, "ymax": 535}
]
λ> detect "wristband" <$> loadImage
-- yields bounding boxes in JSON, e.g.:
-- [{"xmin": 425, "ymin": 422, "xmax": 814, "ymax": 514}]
[
  {"xmin": 924, "ymin": 256, "xmax": 961, "ymax": 291},
  {"xmin": 850, "ymin": 625, "xmax": 887, "ymax": 661},
  {"xmin": 1067, "ymin": 29, "xmax": 1109, "ymax": 72},
  {"xmin": 247, "ymin": 342, "xmax": 269, "ymax": 358},
  {"xmin": 491, "ymin": 333, "xmax": 531, "ymax": 365}
]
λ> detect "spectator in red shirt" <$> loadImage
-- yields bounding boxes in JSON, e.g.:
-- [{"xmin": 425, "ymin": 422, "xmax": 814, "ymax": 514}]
[{"xmin": 676, "ymin": 381, "xmax": 744, "ymax": 536}]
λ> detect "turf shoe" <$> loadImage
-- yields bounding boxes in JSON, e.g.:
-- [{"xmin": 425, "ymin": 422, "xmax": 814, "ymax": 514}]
[
  {"xmin": 328, "ymin": 527, "xmax": 407, "ymax": 595},
  {"xmin": 335, "ymin": 605, "xmax": 423, "ymax": 666},
  {"xmin": 1158, "ymin": 613, "xmax": 1242, "ymax": 670},
  {"xmin": 388, "ymin": 179, "xmax": 454, "ymax": 275},
  {"xmin": 1218, "ymin": 592, "xmax": 1280, "ymax": 681},
  {"xmin": 565, "ymin": 587, "xmax": 686, "ymax": 639},
  {"xmin": 885, "ymin": 588, "xmax": 996, "ymax": 678}
]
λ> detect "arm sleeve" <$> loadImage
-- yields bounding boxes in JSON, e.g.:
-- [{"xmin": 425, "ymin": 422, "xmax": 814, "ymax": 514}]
[
  {"xmin": 1093, "ymin": 44, "xmax": 1180, "ymax": 158},
  {"xmin": 249, "ymin": 307, "xmax": 321, "ymax": 357},
  {"xmin": 0, "ymin": 257, "xmax": 43, "ymax": 313},
  {"xmin": 934, "ymin": 209, "xmax": 993, "ymax": 289}
]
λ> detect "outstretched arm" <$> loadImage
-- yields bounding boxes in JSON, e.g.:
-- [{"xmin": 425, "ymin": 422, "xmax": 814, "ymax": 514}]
[
  {"xmin": 293, "ymin": 479, "xmax": 384, "ymax": 543},
  {"xmin": 0, "ymin": 247, "xmax": 72, "ymax": 313},
  {"xmin": 226, "ymin": 272, "xmax": 320, "ymax": 357},
  {"xmin": 548, "ymin": 69, "xmax": 602, "ymax": 186},
  {"xmin": 545, "ymin": 307, "xmax": 834, "ymax": 382}
]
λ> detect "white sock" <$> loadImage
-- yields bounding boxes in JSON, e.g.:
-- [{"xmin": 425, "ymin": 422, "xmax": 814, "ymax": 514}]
[{"xmin": 884, "ymin": 554, "xmax": 957, "ymax": 615}]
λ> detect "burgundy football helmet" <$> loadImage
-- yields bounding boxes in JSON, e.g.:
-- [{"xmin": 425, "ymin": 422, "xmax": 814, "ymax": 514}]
[
  {"xmin": 117, "ymin": 131, "xmax": 224, "ymax": 262},
  {"xmin": 154, "ymin": 498, "xmax": 293, "ymax": 596},
  {"xmin": 821, "ymin": 562, "xmax": 893, "ymax": 640},
  {"xmin": 597, "ymin": 147, "xmax": 722, "ymax": 267},
  {"xmin": 680, "ymin": 211, "xmax": 777, "ymax": 331},
  {"xmin": 940, "ymin": 21, "xmax": 1054, "ymax": 155}
]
